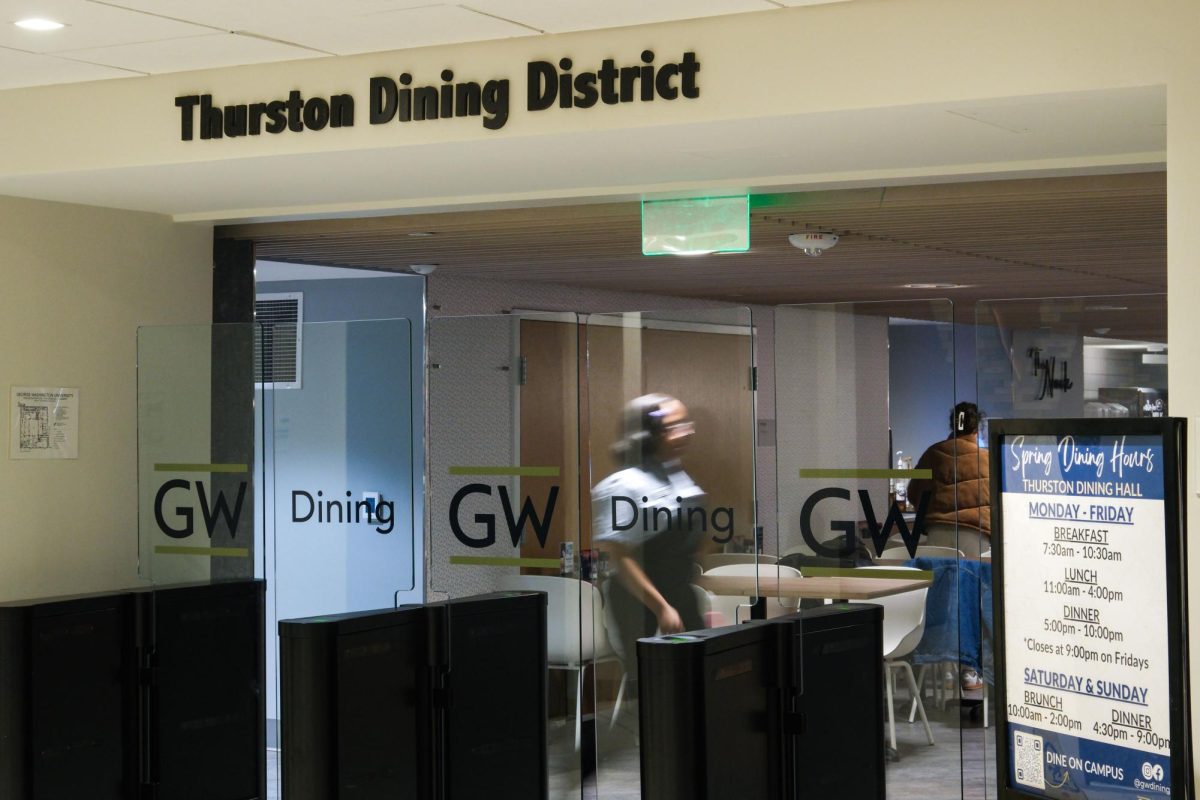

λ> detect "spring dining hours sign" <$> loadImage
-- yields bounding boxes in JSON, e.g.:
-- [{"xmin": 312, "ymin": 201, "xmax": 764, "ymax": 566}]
[{"xmin": 991, "ymin": 418, "xmax": 1190, "ymax": 800}]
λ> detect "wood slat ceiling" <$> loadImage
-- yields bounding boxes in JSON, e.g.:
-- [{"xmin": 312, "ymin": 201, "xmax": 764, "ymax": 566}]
[{"xmin": 225, "ymin": 171, "xmax": 1166, "ymax": 340}]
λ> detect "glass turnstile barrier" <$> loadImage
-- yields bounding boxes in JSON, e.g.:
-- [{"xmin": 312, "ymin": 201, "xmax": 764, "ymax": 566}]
[
  {"xmin": 774, "ymin": 300, "xmax": 970, "ymax": 798},
  {"xmin": 136, "ymin": 322, "xmax": 268, "ymax": 799},
  {"xmin": 428, "ymin": 311, "xmax": 584, "ymax": 799},
  {"xmin": 265, "ymin": 318, "xmax": 418, "ymax": 796},
  {"xmin": 427, "ymin": 307, "xmax": 759, "ymax": 798},
  {"xmin": 139, "ymin": 318, "xmax": 419, "ymax": 799},
  {"xmin": 585, "ymin": 307, "xmax": 759, "ymax": 797}
]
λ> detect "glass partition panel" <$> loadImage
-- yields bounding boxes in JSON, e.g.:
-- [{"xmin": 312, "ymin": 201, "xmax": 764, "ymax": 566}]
[
  {"xmin": 586, "ymin": 307, "xmax": 758, "ymax": 798},
  {"xmin": 266, "ymin": 317, "xmax": 417, "ymax": 794},
  {"xmin": 428, "ymin": 312, "xmax": 584, "ymax": 798},
  {"xmin": 136, "ymin": 322, "xmax": 268, "ymax": 799},
  {"xmin": 267, "ymin": 318, "xmax": 417, "ymax": 610},
  {"xmin": 975, "ymin": 293, "xmax": 1167, "ymax": 800},
  {"xmin": 775, "ymin": 301, "xmax": 974, "ymax": 798},
  {"xmin": 976, "ymin": 294, "xmax": 1167, "ymax": 424},
  {"xmin": 137, "ymin": 322, "xmax": 264, "ymax": 586}
]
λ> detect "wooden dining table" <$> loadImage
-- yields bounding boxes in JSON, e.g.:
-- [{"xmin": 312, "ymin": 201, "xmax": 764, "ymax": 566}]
[{"xmin": 694, "ymin": 571, "xmax": 931, "ymax": 602}]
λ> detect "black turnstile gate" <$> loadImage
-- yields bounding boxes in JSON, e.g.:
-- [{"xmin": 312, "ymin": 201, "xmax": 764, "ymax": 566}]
[
  {"xmin": 0, "ymin": 580, "xmax": 266, "ymax": 800},
  {"xmin": 279, "ymin": 591, "xmax": 548, "ymax": 800},
  {"xmin": 638, "ymin": 603, "xmax": 884, "ymax": 800}
]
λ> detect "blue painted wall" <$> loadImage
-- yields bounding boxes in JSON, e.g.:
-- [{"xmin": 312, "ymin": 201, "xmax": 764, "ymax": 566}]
[{"xmin": 888, "ymin": 320, "xmax": 978, "ymax": 470}]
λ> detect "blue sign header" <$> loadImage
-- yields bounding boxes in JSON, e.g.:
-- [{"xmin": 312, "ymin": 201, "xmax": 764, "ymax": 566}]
[{"xmin": 1000, "ymin": 434, "xmax": 1164, "ymax": 501}]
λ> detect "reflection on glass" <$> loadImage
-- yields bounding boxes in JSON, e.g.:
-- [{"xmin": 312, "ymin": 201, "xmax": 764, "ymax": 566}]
[{"xmin": 976, "ymin": 294, "xmax": 1167, "ymax": 423}]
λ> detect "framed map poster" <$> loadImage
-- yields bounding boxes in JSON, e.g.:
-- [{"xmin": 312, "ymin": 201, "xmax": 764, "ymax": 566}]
[{"xmin": 10, "ymin": 386, "xmax": 79, "ymax": 459}]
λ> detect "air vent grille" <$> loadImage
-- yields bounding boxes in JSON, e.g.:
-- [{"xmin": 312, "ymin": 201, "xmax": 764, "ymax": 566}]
[{"xmin": 255, "ymin": 292, "xmax": 302, "ymax": 389}]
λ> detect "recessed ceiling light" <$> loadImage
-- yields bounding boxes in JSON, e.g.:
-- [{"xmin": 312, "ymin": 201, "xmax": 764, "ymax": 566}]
[
  {"xmin": 902, "ymin": 283, "xmax": 968, "ymax": 290},
  {"xmin": 1084, "ymin": 304, "xmax": 1128, "ymax": 312},
  {"xmin": 407, "ymin": 231, "xmax": 435, "ymax": 237},
  {"xmin": 15, "ymin": 18, "xmax": 65, "ymax": 30}
]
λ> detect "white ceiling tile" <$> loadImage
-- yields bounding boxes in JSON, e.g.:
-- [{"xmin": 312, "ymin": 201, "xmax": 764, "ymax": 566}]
[
  {"xmin": 91, "ymin": 0, "xmax": 428, "ymax": 34},
  {"xmin": 60, "ymin": 32, "xmax": 325, "ymax": 74},
  {"xmin": 0, "ymin": 0, "xmax": 215, "ymax": 53},
  {"xmin": 770, "ymin": 0, "xmax": 856, "ymax": 6},
  {"xmin": 248, "ymin": 5, "xmax": 535, "ymax": 55},
  {"xmin": 0, "ymin": 0, "xmax": 856, "ymax": 88},
  {"xmin": 0, "ymin": 44, "xmax": 134, "ymax": 87},
  {"xmin": 460, "ymin": 0, "xmax": 776, "ymax": 34}
]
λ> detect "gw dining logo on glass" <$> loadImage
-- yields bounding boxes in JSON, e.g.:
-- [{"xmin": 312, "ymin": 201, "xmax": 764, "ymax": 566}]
[
  {"xmin": 447, "ymin": 465, "xmax": 737, "ymax": 549},
  {"xmin": 153, "ymin": 462, "xmax": 395, "ymax": 539}
]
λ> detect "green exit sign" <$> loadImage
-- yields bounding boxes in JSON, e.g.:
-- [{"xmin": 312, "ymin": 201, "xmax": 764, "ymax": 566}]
[{"xmin": 641, "ymin": 195, "xmax": 750, "ymax": 256}]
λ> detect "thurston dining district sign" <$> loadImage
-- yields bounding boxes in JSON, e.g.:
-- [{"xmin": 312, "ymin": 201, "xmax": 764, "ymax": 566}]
[{"xmin": 174, "ymin": 50, "xmax": 702, "ymax": 140}]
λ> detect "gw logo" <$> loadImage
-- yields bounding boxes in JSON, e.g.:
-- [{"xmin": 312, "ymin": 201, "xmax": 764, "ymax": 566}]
[
  {"xmin": 800, "ymin": 488, "xmax": 931, "ymax": 558},
  {"xmin": 154, "ymin": 478, "xmax": 248, "ymax": 539},
  {"xmin": 449, "ymin": 483, "xmax": 559, "ymax": 549}
]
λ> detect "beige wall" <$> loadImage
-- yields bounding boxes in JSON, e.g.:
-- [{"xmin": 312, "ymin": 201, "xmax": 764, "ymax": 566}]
[
  {"xmin": 1167, "ymin": 0, "xmax": 1200, "ymax": 782},
  {"xmin": 0, "ymin": 195, "xmax": 212, "ymax": 600}
]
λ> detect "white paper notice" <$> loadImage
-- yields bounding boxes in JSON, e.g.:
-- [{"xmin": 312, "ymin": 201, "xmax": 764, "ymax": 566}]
[{"xmin": 10, "ymin": 386, "xmax": 80, "ymax": 459}]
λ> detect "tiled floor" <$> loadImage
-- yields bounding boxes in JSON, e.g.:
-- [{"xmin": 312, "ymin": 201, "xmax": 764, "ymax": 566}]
[
  {"xmin": 886, "ymin": 701, "xmax": 999, "ymax": 800},
  {"xmin": 266, "ymin": 694, "xmax": 999, "ymax": 799}
]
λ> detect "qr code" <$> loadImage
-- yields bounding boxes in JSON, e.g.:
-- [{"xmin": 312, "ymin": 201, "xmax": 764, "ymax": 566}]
[{"xmin": 1014, "ymin": 732, "xmax": 1045, "ymax": 790}]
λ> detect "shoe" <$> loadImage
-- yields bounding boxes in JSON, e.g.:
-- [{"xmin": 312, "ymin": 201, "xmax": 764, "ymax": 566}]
[{"xmin": 961, "ymin": 669, "xmax": 983, "ymax": 692}]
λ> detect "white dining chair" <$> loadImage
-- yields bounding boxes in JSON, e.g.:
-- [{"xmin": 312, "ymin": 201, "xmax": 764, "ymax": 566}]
[
  {"xmin": 881, "ymin": 545, "xmax": 972, "ymax": 718},
  {"xmin": 497, "ymin": 574, "xmax": 625, "ymax": 750},
  {"xmin": 702, "ymin": 563, "xmax": 802, "ymax": 625},
  {"xmin": 858, "ymin": 565, "xmax": 935, "ymax": 749}
]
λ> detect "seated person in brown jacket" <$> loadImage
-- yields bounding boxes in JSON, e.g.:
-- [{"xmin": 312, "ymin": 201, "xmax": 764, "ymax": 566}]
[
  {"xmin": 906, "ymin": 401, "xmax": 990, "ymax": 691},
  {"xmin": 906, "ymin": 401, "xmax": 990, "ymax": 560}
]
